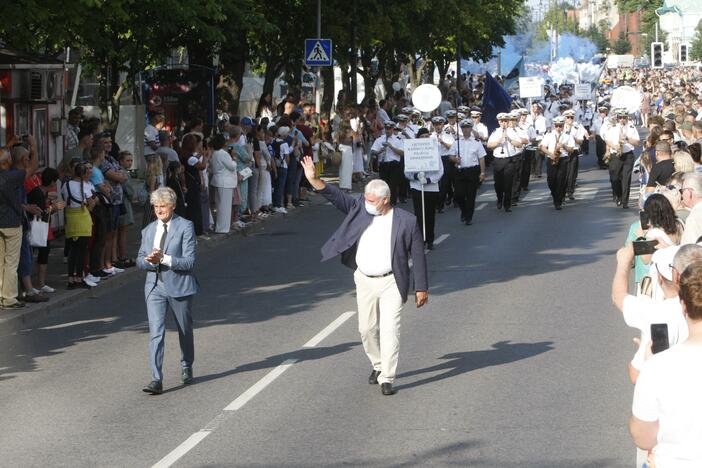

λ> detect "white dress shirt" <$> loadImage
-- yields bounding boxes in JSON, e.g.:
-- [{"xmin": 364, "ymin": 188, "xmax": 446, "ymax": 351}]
[
  {"xmin": 355, "ymin": 210, "xmax": 394, "ymax": 276},
  {"xmin": 151, "ymin": 218, "xmax": 173, "ymax": 267},
  {"xmin": 453, "ymin": 137, "xmax": 486, "ymax": 168},
  {"xmin": 541, "ymin": 131, "xmax": 575, "ymax": 159},
  {"xmin": 605, "ymin": 123, "xmax": 640, "ymax": 154},
  {"xmin": 488, "ymin": 128, "xmax": 520, "ymax": 158},
  {"xmin": 371, "ymin": 135, "xmax": 403, "ymax": 163}
]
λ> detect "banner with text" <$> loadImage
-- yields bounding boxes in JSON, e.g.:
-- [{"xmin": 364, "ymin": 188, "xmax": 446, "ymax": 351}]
[{"xmin": 403, "ymin": 139, "xmax": 441, "ymax": 173}]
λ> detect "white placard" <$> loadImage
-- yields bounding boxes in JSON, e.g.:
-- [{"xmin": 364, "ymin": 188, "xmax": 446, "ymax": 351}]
[
  {"xmin": 519, "ymin": 77, "xmax": 543, "ymax": 99},
  {"xmin": 574, "ymin": 83, "xmax": 592, "ymax": 101},
  {"xmin": 403, "ymin": 139, "xmax": 441, "ymax": 173}
]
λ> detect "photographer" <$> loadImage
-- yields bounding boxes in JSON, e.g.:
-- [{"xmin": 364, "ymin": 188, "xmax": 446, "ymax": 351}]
[
  {"xmin": 630, "ymin": 261, "xmax": 702, "ymax": 467},
  {"xmin": 612, "ymin": 244, "xmax": 702, "ymax": 383}
]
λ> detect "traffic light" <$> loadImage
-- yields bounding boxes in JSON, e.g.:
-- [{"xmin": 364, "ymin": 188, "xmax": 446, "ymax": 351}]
[
  {"xmin": 680, "ymin": 43, "xmax": 688, "ymax": 63},
  {"xmin": 651, "ymin": 42, "xmax": 664, "ymax": 68}
]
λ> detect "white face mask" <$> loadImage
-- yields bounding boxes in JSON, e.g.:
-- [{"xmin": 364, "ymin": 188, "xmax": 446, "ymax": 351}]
[{"xmin": 365, "ymin": 201, "xmax": 381, "ymax": 216}]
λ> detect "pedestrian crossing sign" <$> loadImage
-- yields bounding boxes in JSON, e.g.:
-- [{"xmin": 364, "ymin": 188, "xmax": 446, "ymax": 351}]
[{"xmin": 305, "ymin": 39, "xmax": 333, "ymax": 66}]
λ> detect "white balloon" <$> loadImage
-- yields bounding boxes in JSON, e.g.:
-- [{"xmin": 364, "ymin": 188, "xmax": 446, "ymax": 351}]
[
  {"xmin": 412, "ymin": 84, "xmax": 442, "ymax": 113},
  {"xmin": 392, "ymin": 82, "xmax": 401, "ymax": 92}
]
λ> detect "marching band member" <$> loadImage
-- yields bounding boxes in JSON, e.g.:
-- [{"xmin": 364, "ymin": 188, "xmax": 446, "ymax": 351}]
[
  {"xmin": 518, "ymin": 108, "xmax": 537, "ymax": 193},
  {"xmin": 539, "ymin": 116, "xmax": 575, "ymax": 210},
  {"xmin": 591, "ymin": 106, "xmax": 610, "ymax": 169},
  {"xmin": 442, "ymin": 109, "xmax": 459, "ymax": 207},
  {"xmin": 432, "ymin": 116, "xmax": 456, "ymax": 213},
  {"xmin": 510, "ymin": 111, "xmax": 530, "ymax": 206},
  {"xmin": 404, "ymin": 128, "xmax": 443, "ymax": 249},
  {"xmin": 605, "ymin": 109, "xmax": 641, "ymax": 209},
  {"xmin": 470, "ymin": 108, "xmax": 489, "ymax": 144},
  {"xmin": 527, "ymin": 102, "xmax": 548, "ymax": 179},
  {"xmin": 370, "ymin": 120, "xmax": 405, "ymax": 205},
  {"xmin": 451, "ymin": 119, "xmax": 486, "ymax": 225},
  {"xmin": 563, "ymin": 109, "xmax": 589, "ymax": 200},
  {"xmin": 487, "ymin": 112, "xmax": 524, "ymax": 212}
]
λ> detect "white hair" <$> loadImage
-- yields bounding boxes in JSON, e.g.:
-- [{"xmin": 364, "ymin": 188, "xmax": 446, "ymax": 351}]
[
  {"xmin": 683, "ymin": 172, "xmax": 702, "ymax": 196},
  {"xmin": 364, "ymin": 179, "xmax": 391, "ymax": 199},
  {"xmin": 674, "ymin": 244, "xmax": 702, "ymax": 274},
  {"xmin": 150, "ymin": 187, "xmax": 177, "ymax": 206}
]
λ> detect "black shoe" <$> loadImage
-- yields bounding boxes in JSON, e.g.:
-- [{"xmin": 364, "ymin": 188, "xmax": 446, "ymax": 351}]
[
  {"xmin": 460, "ymin": 215, "xmax": 466, "ymax": 223},
  {"xmin": 381, "ymin": 383, "xmax": 396, "ymax": 396},
  {"xmin": 616, "ymin": 197, "xmax": 622, "ymax": 206},
  {"xmin": 1, "ymin": 302, "xmax": 25, "ymax": 310},
  {"xmin": 426, "ymin": 242, "xmax": 434, "ymax": 250},
  {"xmin": 368, "ymin": 369, "xmax": 381, "ymax": 385},
  {"xmin": 568, "ymin": 194, "xmax": 575, "ymax": 201},
  {"xmin": 91, "ymin": 270, "xmax": 110, "ymax": 278},
  {"xmin": 142, "ymin": 380, "xmax": 163, "ymax": 395},
  {"xmin": 555, "ymin": 204, "xmax": 562, "ymax": 210},
  {"xmin": 622, "ymin": 204, "xmax": 629, "ymax": 209},
  {"xmin": 465, "ymin": 219, "xmax": 472, "ymax": 225},
  {"xmin": 496, "ymin": 200, "xmax": 502, "ymax": 210},
  {"xmin": 182, "ymin": 367, "xmax": 193, "ymax": 384},
  {"xmin": 522, "ymin": 187, "xmax": 530, "ymax": 192},
  {"xmin": 504, "ymin": 207, "xmax": 512, "ymax": 212}
]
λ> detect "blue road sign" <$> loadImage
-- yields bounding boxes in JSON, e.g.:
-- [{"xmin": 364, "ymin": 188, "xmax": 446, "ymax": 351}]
[{"xmin": 305, "ymin": 39, "xmax": 333, "ymax": 66}]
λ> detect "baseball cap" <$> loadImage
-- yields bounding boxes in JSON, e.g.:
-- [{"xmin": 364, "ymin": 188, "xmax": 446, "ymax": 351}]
[{"xmin": 240, "ymin": 116, "xmax": 255, "ymax": 126}]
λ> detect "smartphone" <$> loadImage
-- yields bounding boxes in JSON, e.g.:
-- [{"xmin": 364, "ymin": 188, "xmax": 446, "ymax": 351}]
[
  {"xmin": 650, "ymin": 323, "xmax": 669, "ymax": 354},
  {"xmin": 639, "ymin": 211, "xmax": 650, "ymax": 230},
  {"xmin": 633, "ymin": 238, "xmax": 658, "ymax": 256}
]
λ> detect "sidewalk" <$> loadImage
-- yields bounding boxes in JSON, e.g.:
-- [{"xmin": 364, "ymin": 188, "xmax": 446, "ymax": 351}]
[{"xmin": 0, "ymin": 172, "xmax": 347, "ymax": 334}]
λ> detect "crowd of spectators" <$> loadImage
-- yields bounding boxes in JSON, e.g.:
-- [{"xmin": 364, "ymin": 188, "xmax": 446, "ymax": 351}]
[{"xmin": 606, "ymin": 66, "xmax": 702, "ymax": 468}]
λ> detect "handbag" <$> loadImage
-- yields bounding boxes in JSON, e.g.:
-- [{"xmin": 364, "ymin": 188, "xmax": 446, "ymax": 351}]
[
  {"xmin": 239, "ymin": 167, "xmax": 253, "ymax": 180},
  {"xmin": 28, "ymin": 216, "xmax": 49, "ymax": 247}
]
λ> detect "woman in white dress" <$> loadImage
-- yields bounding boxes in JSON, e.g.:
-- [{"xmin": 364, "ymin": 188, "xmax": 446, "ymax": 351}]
[
  {"xmin": 350, "ymin": 108, "xmax": 365, "ymax": 178},
  {"xmin": 336, "ymin": 109, "xmax": 354, "ymax": 191},
  {"xmin": 257, "ymin": 126, "xmax": 273, "ymax": 209}
]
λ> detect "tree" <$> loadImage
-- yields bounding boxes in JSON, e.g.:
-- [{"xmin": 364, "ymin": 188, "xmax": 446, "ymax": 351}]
[
  {"xmin": 690, "ymin": 20, "xmax": 702, "ymax": 61},
  {"xmin": 585, "ymin": 23, "xmax": 611, "ymax": 52},
  {"xmin": 536, "ymin": 2, "xmax": 580, "ymax": 41},
  {"xmin": 612, "ymin": 31, "xmax": 633, "ymax": 54}
]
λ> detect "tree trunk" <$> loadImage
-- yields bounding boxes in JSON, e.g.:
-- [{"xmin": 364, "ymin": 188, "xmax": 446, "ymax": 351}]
[
  {"xmin": 321, "ymin": 65, "xmax": 334, "ymax": 121},
  {"xmin": 259, "ymin": 61, "xmax": 283, "ymax": 116}
]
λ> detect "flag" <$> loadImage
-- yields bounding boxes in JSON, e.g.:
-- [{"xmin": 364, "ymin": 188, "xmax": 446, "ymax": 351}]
[{"xmin": 482, "ymin": 72, "xmax": 512, "ymax": 133}]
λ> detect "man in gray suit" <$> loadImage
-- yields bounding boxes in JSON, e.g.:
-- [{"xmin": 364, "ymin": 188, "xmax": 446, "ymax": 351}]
[
  {"xmin": 137, "ymin": 187, "xmax": 199, "ymax": 395},
  {"xmin": 301, "ymin": 156, "xmax": 429, "ymax": 396}
]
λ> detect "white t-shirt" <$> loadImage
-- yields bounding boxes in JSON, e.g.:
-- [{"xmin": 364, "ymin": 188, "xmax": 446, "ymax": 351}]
[
  {"xmin": 633, "ymin": 343, "xmax": 702, "ymax": 467},
  {"xmin": 355, "ymin": 209, "xmax": 393, "ymax": 276},
  {"xmin": 62, "ymin": 180, "xmax": 95, "ymax": 208},
  {"xmin": 144, "ymin": 125, "xmax": 159, "ymax": 156},
  {"xmin": 622, "ymin": 295, "xmax": 689, "ymax": 370}
]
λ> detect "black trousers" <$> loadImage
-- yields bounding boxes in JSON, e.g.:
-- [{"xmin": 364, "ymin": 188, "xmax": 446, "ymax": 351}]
[
  {"xmin": 565, "ymin": 151, "xmax": 580, "ymax": 196},
  {"xmin": 595, "ymin": 135, "xmax": 606, "ymax": 167},
  {"xmin": 532, "ymin": 148, "xmax": 544, "ymax": 177},
  {"xmin": 511, "ymin": 153, "xmax": 523, "ymax": 202},
  {"xmin": 454, "ymin": 166, "xmax": 481, "ymax": 222},
  {"xmin": 493, "ymin": 156, "xmax": 516, "ymax": 209},
  {"xmin": 521, "ymin": 147, "xmax": 535, "ymax": 189},
  {"xmin": 439, "ymin": 156, "xmax": 455, "ymax": 208},
  {"xmin": 411, "ymin": 189, "xmax": 439, "ymax": 244},
  {"xmin": 399, "ymin": 160, "xmax": 409, "ymax": 202},
  {"xmin": 379, "ymin": 161, "xmax": 403, "ymax": 205},
  {"xmin": 547, "ymin": 158, "xmax": 568, "ymax": 207},
  {"xmin": 609, "ymin": 151, "xmax": 635, "ymax": 205},
  {"xmin": 89, "ymin": 203, "xmax": 109, "ymax": 273}
]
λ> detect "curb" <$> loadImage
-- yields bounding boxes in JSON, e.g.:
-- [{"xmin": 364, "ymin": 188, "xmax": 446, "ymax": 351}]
[{"xmin": 0, "ymin": 200, "xmax": 321, "ymax": 335}]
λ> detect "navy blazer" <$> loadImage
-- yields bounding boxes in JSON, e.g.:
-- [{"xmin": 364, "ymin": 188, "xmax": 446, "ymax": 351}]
[
  {"xmin": 319, "ymin": 183, "xmax": 428, "ymax": 303},
  {"xmin": 137, "ymin": 214, "xmax": 200, "ymax": 298}
]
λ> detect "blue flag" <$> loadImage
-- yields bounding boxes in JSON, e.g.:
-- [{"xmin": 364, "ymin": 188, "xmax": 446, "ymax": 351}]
[{"xmin": 482, "ymin": 72, "xmax": 512, "ymax": 133}]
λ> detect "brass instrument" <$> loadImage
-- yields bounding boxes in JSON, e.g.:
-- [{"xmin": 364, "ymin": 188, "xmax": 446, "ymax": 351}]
[
  {"xmin": 617, "ymin": 125, "xmax": 625, "ymax": 158},
  {"xmin": 552, "ymin": 130, "xmax": 562, "ymax": 166}
]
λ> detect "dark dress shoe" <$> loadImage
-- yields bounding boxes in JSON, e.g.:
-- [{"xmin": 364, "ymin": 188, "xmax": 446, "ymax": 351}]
[
  {"xmin": 555, "ymin": 204, "xmax": 562, "ymax": 210},
  {"xmin": 464, "ymin": 219, "xmax": 472, "ymax": 225},
  {"xmin": 368, "ymin": 369, "xmax": 381, "ymax": 385},
  {"xmin": 496, "ymin": 200, "xmax": 502, "ymax": 210},
  {"xmin": 426, "ymin": 242, "xmax": 434, "ymax": 250},
  {"xmin": 182, "ymin": 367, "xmax": 193, "ymax": 384},
  {"xmin": 622, "ymin": 204, "xmax": 629, "ymax": 209},
  {"xmin": 381, "ymin": 383, "xmax": 396, "ymax": 395},
  {"xmin": 143, "ymin": 381, "xmax": 163, "ymax": 395},
  {"xmin": 504, "ymin": 207, "xmax": 512, "ymax": 212},
  {"xmin": 568, "ymin": 194, "xmax": 575, "ymax": 201}
]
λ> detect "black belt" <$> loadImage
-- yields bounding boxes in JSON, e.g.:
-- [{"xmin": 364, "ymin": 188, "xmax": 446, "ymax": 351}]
[
  {"xmin": 457, "ymin": 166, "xmax": 479, "ymax": 171},
  {"xmin": 380, "ymin": 160, "xmax": 401, "ymax": 165},
  {"xmin": 363, "ymin": 271, "xmax": 393, "ymax": 278}
]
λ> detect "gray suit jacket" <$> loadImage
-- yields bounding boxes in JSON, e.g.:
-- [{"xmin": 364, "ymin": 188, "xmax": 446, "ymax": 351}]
[
  {"xmin": 137, "ymin": 214, "xmax": 199, "ymax": 297},
  {"xmin": 319, "ymin": 183, "xmax": 428, "ymax": 303}
]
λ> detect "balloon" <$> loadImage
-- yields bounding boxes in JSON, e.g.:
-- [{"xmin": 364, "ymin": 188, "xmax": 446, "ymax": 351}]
[{"xmin": 392, "ymin": 82, "xmax": 401, "ymax": 92}]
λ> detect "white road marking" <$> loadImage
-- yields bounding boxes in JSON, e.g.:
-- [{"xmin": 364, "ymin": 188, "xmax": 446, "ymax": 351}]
[
  {"xmin": 30, "ymin": 317, "xmax": 119, "ymax": 331},
  {"xmin": 152, "ymin": 431, "xmax": 211, "ymax": 468},
  {"xmin": 476, "ymin": 203, "xmax": 487, "ymax": 211},
  {"xmin": 434, "ymin": 234, "xmax": 450, "ymax": 245},
  {"xmin": 303, "ymin": 311, "xmax": 355, "ymax": 348},
  {"xmin": 224, "ymin": 359, "xmax": 298, "ymax": 411}
]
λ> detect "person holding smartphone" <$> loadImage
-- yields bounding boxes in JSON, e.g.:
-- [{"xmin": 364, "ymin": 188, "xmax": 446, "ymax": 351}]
[{"xmin": 630, "ymin": 261, "xmax": 702, "ymax": 467}]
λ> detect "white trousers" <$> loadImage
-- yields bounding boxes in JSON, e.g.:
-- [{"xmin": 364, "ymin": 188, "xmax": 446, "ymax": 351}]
[
  {"xmin": 353, "ymin": 269, "xmax": 403, "ymax": 384},
  {"xmin": 215, "ymin": 186, "xmax": 233, "ymax": 233}
]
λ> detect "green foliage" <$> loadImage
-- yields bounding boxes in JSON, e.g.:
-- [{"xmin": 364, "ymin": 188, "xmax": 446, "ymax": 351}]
[
  {"xmin": 612, "ymin": 31, "xmax": 633, "ymax": 54},
  {"xmin": 584, "ymin": 24, "xmax": 611, "ymax": 52},
  {"xmin": 691, "ymin": 20, "xmax": 702, "ymax": 61},
  {"xmin": 535, "ymin": 2, "xmax": 579, "ymax": 41}
]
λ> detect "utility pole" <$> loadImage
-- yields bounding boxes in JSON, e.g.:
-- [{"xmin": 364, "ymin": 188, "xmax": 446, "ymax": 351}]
[
  {"xmin": 350, "ymin": 0, "xmax": 358, "ymax": 104},
  {"xmin": 315, "ymin": 0, "xmax": 321, "ymax": 113}
]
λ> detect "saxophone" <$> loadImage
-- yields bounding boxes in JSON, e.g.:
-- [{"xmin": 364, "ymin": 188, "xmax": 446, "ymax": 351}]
[
  {"xmin": 617, "ymin": 125, "xmax": 625, "ymax": 158},
  {"xmin": 552, "ymin": 130, "xmax": 562, "ymax": 166}
]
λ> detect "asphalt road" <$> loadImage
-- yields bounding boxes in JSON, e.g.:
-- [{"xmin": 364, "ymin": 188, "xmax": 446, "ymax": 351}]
[{"xmin": 0, "ymin": 155, "xmax": 638, "ymax": 467}]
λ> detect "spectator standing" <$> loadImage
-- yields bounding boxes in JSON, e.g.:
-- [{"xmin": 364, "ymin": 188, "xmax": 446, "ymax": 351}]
[
  {"xmin": 59, "ymin": 129, "xmax": 93, "ymax": 178},
  {"xmin": 630, "ymin": 261, "xmax": 702, "ymax": 467},
  {"xmin": 257, "ymin": 125, "xmax": 274, "ymax": 213},
  {"xmin": 88, "ymin": 145, "xmax": 114, "ymax": 280},
  {"xmin": 1, "ymin": 137, "xmax": 38, "ymax": 309},
  {"xmin": 210, "ymin": 134, "xmax": 238, "ymax": 234},
  {"xmin": 156, "ymin": 131, "xmax": 179, "ymax": 164},
  {"xmin": 271, "ymin": 126, "xmax": 291, "ymax": 213},
  {"xmin": 65, "ymin": 107, "xmax": 83, "ymax": 151},
  {"xmin": 26, "ymin": 168, "xmax": 64, "ymax": 293},
  {"xmin": 115, "ymin": 151, "xmax": 136, "ymax": 268},
  {"xmin": 256, "ymin": 93, "xmax": 275, "ymax": 121},
  {"xmin": 99, "ymin": 136, "xmax": 128, "ymax": 275},
  {"xmin": 680, "ymin": 173, "xmax": 702, "ymax": 244},
  {"xmin": 645, "ymin": 142, "xmax": 675, "ymax": 192},
  {"xmin": 62, "ymin": 160, "xmax": 97, "ymax": 288},
  {"xmin": 144, "ymin": 112, "xmax": 164, "ymax": 158},
  {"xmin": 142, "ymin": 155, "xmax": 164, "ymax": 228},
  {"xmin": 180, "ymin": 134, "xmax": 206, "ymax": 236}
]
